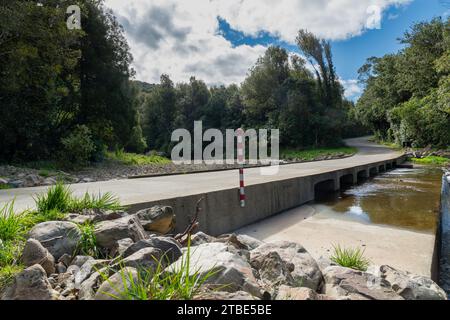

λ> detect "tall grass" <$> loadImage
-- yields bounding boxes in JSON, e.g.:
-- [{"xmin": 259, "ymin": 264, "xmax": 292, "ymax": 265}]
[
  {"xmin": 69, "ymin": 192, "xmax": 123, "ymax": 212},
  {"xmin": 34, "ymin": 182, "xmax": 72, "ymax": 214},
  {"xmin": 107, "ymin": 149, "xmax": 170, "ymax": 166},
  {"xmin": 99, "ymin": 238, "xmax": 218, "ymax": 300},
  {"xmin": 330, "ymin": 245, "xmax": 371, "ymax": 271},
  {"xmin": 76, "ymin": 222, "xmax": 100, "ymax": 258},
  {"xmin": 0, "ymin": 201, "xmax": 28, "ymax": 241}
]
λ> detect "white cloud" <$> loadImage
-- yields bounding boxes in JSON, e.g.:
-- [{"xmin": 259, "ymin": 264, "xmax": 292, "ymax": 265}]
[
  {"xmin": 103, "ymin": 0, "xmax": 411, "ymax": 85},
  {"xmin": 341, "ymin": 79, "xmax": 364, "ymax": 100}
]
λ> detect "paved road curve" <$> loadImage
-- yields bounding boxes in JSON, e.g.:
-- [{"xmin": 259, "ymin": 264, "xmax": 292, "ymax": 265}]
[{"xmin": 0, "ymin": 137, "xmax": 403, "ymax": 212}]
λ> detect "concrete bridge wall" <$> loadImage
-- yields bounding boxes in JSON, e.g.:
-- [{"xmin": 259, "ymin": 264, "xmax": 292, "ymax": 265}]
[
  {"xmin": 128, "ymin": 157, "xmax": 404, "ymax": 236},
  {"xmin": 440, "ymin": 172, "xmax": 450, "ymax": 295}
]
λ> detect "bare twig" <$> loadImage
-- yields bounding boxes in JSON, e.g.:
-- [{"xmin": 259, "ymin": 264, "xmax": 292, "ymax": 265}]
[{"xmin": 175, "ymin": 197, "xmax": 204, "ymax": 245}]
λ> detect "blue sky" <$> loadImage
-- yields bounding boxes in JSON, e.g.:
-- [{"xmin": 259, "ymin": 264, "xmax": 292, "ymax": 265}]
[
  {"xmin": 106, "ymin": 0, "xmax": 449, "ymax": 101},
  {"xmin": 217, "ymin": 0, "xmax": 449, "ymax": 99}
]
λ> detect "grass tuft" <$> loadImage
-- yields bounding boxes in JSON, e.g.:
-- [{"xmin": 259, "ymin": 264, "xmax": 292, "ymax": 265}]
[
  {"xmin": 107, "ymin": 149, "xmax": 170, "ymax": 166},
  {"xmin": 34, "ymin": 181, "xmax": 72, "ymax": 214},
  {"xmin": 69, "ymin": 192, "xmax": 123, "ymax": 212},
  {"xmin": 76, "ymin": 222, "xmax": 100, "ymax": 258},
  {"xmin": 281, "ymin": 147, "xmax": 356, "ymax": 162},
  {"xmin": 0, "ymin": 201, "xmax": 29, "ymax": 241},
  {"xmin": 99, "ymin": 237, "xmax": 219, "ymax": 300},
  {"xmin": 412, "ymin": 156, "xmax": 450, "ymax": 166},
  {"xmin": 330, "ymin": 245, "xmax": 371, "ymax": 271}
]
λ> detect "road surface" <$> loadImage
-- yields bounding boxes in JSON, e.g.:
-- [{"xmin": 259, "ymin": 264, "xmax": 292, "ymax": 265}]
[{"xmin": 0, "ymin": 136, "xmax": 402, "ymax": 212}]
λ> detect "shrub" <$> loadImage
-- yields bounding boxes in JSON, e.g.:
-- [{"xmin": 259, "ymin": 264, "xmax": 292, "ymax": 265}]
[
  {"xmin": 60, "ymin": 125, "xmax": 96, "ymax": 168},
  {"xmin": 330, "ymin": 245, "xmax": 371, "ymax": 271}
]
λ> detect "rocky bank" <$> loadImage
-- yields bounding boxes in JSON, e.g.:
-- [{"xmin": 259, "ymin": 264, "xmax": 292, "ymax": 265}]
[{"xmin": 1, "ymin": 205, "xmax": 447, "ymax": 301}]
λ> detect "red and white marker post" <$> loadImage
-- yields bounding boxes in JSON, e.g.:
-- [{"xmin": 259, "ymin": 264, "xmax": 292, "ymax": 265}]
[{"xmin": 237, "ymin": 128, "xmax": 245, "ymax": 207}]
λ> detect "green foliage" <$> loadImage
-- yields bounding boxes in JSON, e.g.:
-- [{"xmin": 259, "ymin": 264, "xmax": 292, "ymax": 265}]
[
  {"xmin": 34, "ymin": 182, "xmax": 72, "ymax": 214},
  {"xmin": 330, "ymin": 245, "xmax": 371, "ymax": 271},
  {"xmin": 412, "ymin": 156, "xmax": 450, "ymax": 165},
  {"xmin": 0, "ymin": 201, "xmax": 29, "ymax": 242},
  {"xmin": 0, "ymin": 264, "xmax": 23, "ymax": 291},
  {"xmin": 60, "ymin": 125, "xmax": 96, "ymax": 168},
  {"xmin": 76, "ymin": 223, "xmax": 100, "ymax": 258},
  {"xmin": 355, "ymin": 18, "xmax": 450, "ymax": 147},
  {"xmin": 69, "ymin": 192, "xmax": 124, "ymax": 212},
  {"xmin": 107, "ymin": 150, "xmax": 170, "ymax": 166},
  {"xmin": 99, "ymin": 238, "xmax": 219, "ymax": 300},
  {"xmin": 281, "ymin": 147, "xmax": 356, "ymax": 161}
]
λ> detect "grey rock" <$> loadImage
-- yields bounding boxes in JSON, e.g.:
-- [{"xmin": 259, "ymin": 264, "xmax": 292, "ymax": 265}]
[
  {"xmin": 56, "ymin": 262, "xmax": 67, "ymax": 274},
  {"xmin": 367, "ymin": 265, "xmax": 447, "ymax": 300},
  {"xmin": 21, "ymin": 239, "xmax": 55, "ymax": 275},
  {"xmin": 71, "ymin": 256, "xmax": 93, "ymax": 268},
  {"xmin": 28, "ymin": 221, "xmax": 81, "ymax": 260},
  {"xmin": 2, "ymin": 265, "xmax": 59, "ymax": 300},
  {"xmin": 92, "ymin": 210, "xmax": 129, "ymax": 223},
  {"xmin": 136, "ymin": 206, "xmax": 175, "ymax": 234},
  {"xmin": 9, "ymin": 180, "xmax": 24, "ymax": 188},
  {"xmin": 110, "ymin": 238, "xmax": 134, "ymax": 257},
  {"xmin": 94, "ymin": 215, "xmax": 147, "ymax": 249},
  {"xmin": 78, "ymin": 268, "xmax": 110, "ymax": 300},
  {"xmin": 191, "ymin": 232, "xmax": 218, "ymax": 246},
  {"xmin": 24, "ymin": 174, "xmax": 42, "ymax": 187},
  {"xmin": 58, "ymin": 254, "xmax": 72, "ymax": 267},
  {"xmin": 121, "ymin": 247, "xmax": 162, "ymax": 271},
  {"xmin": 168, "ymin": 243, "xmax": 264, "ymax": 298},
  {"xmin": 0, "ymin": 177, "xmax": 9, "ymax": 185},
  {"xmin": 236, "ymin": 234, "xmax": 263, "ymax": 250},
  {"xmin": 65, "ymin": 214, "xmax": 94, "ymax": 225},
  {"xmin": 194, "ymin": 290, "xmax": 258, "ymax": 300},
  {"xmin": 94, "ymin": 267, "xmax": 139, "ymax": 300},
  {"xmin": 323, "ymin": 266, "xmax": 404, "ymax": 300},
  {"xmin": 276, "ymin": 285, "xmax": 335, "ymax": 300},
  {"xmin": 42, "ymin": 177, "xmax": 57, "ymax": 186},
  {"xmin": 75, "ymin": 259, "xmax": 110, "ymax": 287},
  {"xmin": 122, "ymin": 237, "xmax": 182, "ymax": 264},
  {"xmin": 250, "ymin": 241, "xmax": 323, "ymax": 291}
]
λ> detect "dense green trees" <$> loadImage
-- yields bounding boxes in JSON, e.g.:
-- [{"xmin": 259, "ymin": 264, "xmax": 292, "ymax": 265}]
[
  {"xmin": 0, "ymin": 0, "xmax": 143, "ymax": 164},
  {"xmin": 0, "ymin": 1, "xmax": 357, "ymax": 165},
  {"xmin": 141, "ymin": 35, "xmax": 352, "ymax": 154},
  {"xmin": 354, "ymin": 18, "xmax": 450, "ymax": 147}
]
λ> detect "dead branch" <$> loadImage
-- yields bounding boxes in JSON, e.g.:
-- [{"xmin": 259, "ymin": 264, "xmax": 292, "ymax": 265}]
[{"xmin": 175, "ymin": 197, "xmax": 204, "ymax": 245}]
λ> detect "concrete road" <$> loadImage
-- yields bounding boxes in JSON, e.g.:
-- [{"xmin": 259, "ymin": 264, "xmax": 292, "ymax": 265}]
[{"xmin": 0, "ymin": 136, "xmax": 402, "ymax": 212}]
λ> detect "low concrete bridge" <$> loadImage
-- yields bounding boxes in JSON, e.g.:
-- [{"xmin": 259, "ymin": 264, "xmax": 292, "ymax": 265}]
[{"xmin": 0, "ymin": 137, "xmax": 405, "ymax": 236}]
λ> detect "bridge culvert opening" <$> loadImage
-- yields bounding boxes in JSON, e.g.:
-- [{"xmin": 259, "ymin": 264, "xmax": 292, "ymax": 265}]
[
  {"xmin": 357, "ymin": 170, "xmax": 369, "ymax": 183},
  {"xmin": 369, "ymin": 167, "xmax": 378, "ymax": 177},
  {"xmin": 314, "ymin": 179, "xmax": 336, "ymax": 200},
  {"xmin": 340, "ymin": 174, "xmax": 354, "ymax": 189},
  {"xmin": 379, "ymin": 165, "xmax": 386, "ymax": 173}
]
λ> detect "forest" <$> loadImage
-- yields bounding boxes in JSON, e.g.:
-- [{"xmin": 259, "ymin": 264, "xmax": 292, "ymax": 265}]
[{"xmin": 0, "ymin": 1, "xmax": 448, "ymax": 169}]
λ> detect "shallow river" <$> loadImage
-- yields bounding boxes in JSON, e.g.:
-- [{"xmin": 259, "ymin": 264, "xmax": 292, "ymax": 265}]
[{"xmin": 312, "ymin": 166, "xmax": 443, "ymax": 233}]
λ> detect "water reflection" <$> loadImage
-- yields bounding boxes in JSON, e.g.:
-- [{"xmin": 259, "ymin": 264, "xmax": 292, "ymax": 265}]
[{"xmin": 313, "ymin": 167, "xmax": 442, "ymax": 232}]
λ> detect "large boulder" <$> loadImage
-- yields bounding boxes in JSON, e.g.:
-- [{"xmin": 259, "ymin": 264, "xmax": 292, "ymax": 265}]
[
  {"xmin": 250, "ymin": 241, "xmax": 323, "ymax": 291},
  {"xmin": 74, "ymin": 259, "xmax": 110, "ymax": 287},
  {"xmin": 21, "ymin": 239, "xmax": 55, "ymax": 275},
  {"xmin": 367, "ymin": 265, "xmax": 447, "ymax": 300},
  {"xmin": 28, "ymin": 221, "xmax": 81, "ymax": 260},
  {"xmin": 167, "ymin": 243, "xmax": 264, "ymax": 298},
  {"xmin": 94, "ymin": 267, "xmax": 139, "ymax": 300},
  {"xmin": 275, "ymin": 285, "xmax": 335, "ymax": 300},
  {"xmin": 94, "ymin": 215, "xmax": 147, "ymax": 249},
  {"xmin": 122, "ymin": 237, "xmax": 182, "ymax": 264},
  {"xmin": 110, "ymin": 238, "xmax": 134, "ymax": 257},
  {"xmin": 323, "ymin": 266, "xmax": 404, "ymax": 300},
  {"xmin": 2, "ymin": 265, "xmax": 59, "ymax": 300},
  {"xmin": 120, "ymin": 247, "xmax": 162, "ymax": 271},
  {"xmin": 135, "ymin": 206, "xmax": 175, "ymax": 234}
]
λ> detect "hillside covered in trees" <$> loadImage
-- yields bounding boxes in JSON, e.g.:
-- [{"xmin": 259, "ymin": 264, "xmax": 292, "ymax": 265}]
[
  {"xmin": 1, "ymin": 1, "xmax": 447, "ymax": 170},
  {"xmin": 354, "ymin": 17, "xmax": 450, "ymax": 148}
]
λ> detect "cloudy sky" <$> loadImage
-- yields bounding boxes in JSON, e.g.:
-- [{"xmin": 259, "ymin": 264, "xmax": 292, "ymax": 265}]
[{"xmin": 104, "ymin": 0, "xmax": 449, "ymax": 100}]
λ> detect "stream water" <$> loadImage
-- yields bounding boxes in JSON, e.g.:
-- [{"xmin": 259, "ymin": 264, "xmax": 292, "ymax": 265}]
[{"xmin": 312, "ymin": 166, "xmax": 443, "ymax": 233}]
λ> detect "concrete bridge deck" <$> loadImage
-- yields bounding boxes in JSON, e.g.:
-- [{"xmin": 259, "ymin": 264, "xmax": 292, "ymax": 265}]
[{"xmin": 0, "ymin": 137, "xmax": 404, "ymax": 236}]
